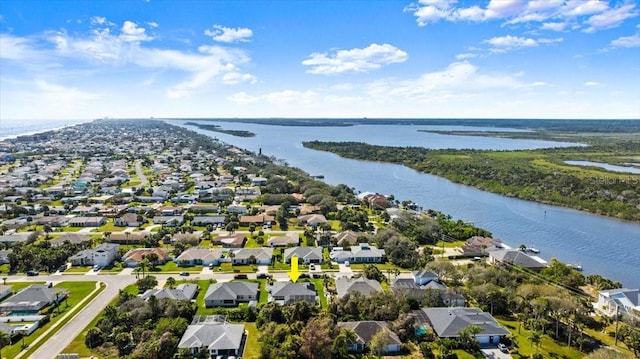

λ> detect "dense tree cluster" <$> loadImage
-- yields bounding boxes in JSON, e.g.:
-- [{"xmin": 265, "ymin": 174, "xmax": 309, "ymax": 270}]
[
  {"xmin": 85, "ymin": 290, "xmax": 196, "ymax": 359},
  {"xmin": 8, "ymin": 238, "xmax": 86, "ymax": 273}
]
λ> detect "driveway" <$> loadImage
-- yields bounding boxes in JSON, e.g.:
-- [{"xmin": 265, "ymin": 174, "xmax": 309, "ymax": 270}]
[
  {"xmin": 336, "ymin": 262, "xmax": 353, "ymax": 277},
  {"xmin": 481, "ymin": 348, "xmax": 512, "ymax": 359}
]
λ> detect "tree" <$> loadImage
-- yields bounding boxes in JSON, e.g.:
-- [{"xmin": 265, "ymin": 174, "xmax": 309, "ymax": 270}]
[
  {"xmin": 333, "ymin": 328, "xmax": 357, "ymax": 358},
  {"xmin": 299, "ymin": 317, "xmax": 335, "ymax": 359},
  {"xmin": 85, "ymin": 327, "xmax": 104, "ymax": 348},
  {"xmin": 139, "ymin": 258, "xmax": 150, "ymax": 278},
  {"xmin": 166, "ymin": 277, "xmax": 176, "ymax": 289},
  {"xmin": 145, "ymin": 252, "xmax": 159, "ymax": 271},
  {"xmin": 369, "ymin": 329, "xmax": 391, "ymax": 357},
  {"xmin": 458, "ymin": 325, "xmax": 482, "ymax": 352},
  {"xmin": 43, "ymin": 225, "xmax": 53, "ymax": 239},
  {"xmin": 136, "ymin": 275, "xmax": 158, "ymax": 292}
]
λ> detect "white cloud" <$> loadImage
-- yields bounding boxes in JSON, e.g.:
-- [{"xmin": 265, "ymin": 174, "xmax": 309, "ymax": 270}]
[
  {"xmin": 610, "ymin": 32, "xmax": 640, "ymax": 48},
  {"xmin": 222, "ymin": 72, "xmax": 257, "ymax": 85},
  {"xmin": 204, "ymin": 25, "xmax": 253, "ymax": 43},
  {"xmin": 584, "ymin": 4, "xmax": 638, "ymax": 33},
  {"xmin": 455, "ymin": 53, "xmax": 477, "ymax": 59},
  {"xmin": 263, "ymin": 90, "xmax": 317, "ymax": 105},
  {"xmin": 120, "ymin": 21, "xmax": 152, "ymax": 42},
  {"xmin": 407, "ymin": 0, "xmax": 637, "ymax": 33},
  {"xmin": 0, "ymin": 34, "xmax": 39, "ymax": 60},
  {"xmin": 584, "ymin": 81, "xmax": 599, "ymax": 86},
  {"xmin": 227, "ymin": 91, "xmax": 259, "ymax": 104},
  {"xmin": 483, "ymin": 35, "xmax": 562, "ymax": 52},
  {"xmin": 302, "ymin": 43, "xmax": 408, "ymax": 75},
  {"xmin": 147, "ymin": 21, "xmax": 158, "ymax": 28}
]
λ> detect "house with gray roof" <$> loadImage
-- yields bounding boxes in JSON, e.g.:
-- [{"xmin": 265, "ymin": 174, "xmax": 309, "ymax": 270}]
[
  {"xmin": 335, "ymin": 277, "xmax": 383, "ymax": 299},
  {"xmin": 230, "ymin": 248, "xmax": 274, "ymax": 265},
  {"xmin": 0, "ymin": 232, "xmax": 35, "ymax": 246},
  {"xmin": 204, "ymin": 282, "xmax": 259, "ymax": 307},
  {"xmin": 337, "ymin": 321, "xmax": 402, "ymax": 354},
  {"xmin": 191, "ymin": 215, "xmax": 225, "ymax": 226},
  {"xmin": 268, "ymin": 282, "xmax": 317, "ymax": 305},
  {"xmin": 283, "ymin": 246, "xmax": 323, "ymax": 264},
  {"xmin": 487, "ymin": 248, "xmax": 547, "ymax": 271},
  {"xmin": 0, "ymin": 284, "xmax": 66, "ymax": 314},
  {"xmin": 178, "ymin": 319, "xmax": 245, "ymax": 357},
  {"xmin": 140, "ymin": 283, "xmax": 198, "ymax": 301},
  {"xmin": 414, "ymin": 307, "xmax": 509, "ymax": 345},
  {"xmin": 175, "ymin": 248, "xmax": 223, "ymax": 267},
  {"xmin": 267, "ymin": 232, "xmax": 300, "ymax": 247},
  {"xmin": 413, "ymin": 270, "xmax": 440, "ymax": 285},
  {"xmin": 330, "ymin": 243, "xmax": 385, "ymax": 263},
  {"xmin": 51, "ymin": 233, "xmax": 92, "ymax": 247}
]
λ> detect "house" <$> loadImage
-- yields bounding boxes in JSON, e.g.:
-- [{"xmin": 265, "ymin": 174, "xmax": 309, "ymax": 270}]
[
  {"xmin": 333, "ymin": 231, "xmax": 370, "ymax": 247},
  {"xmin": 297, "ymin": 214, "xmax": 328, "ymax": 227},
  {"xmin": 170, "ymin": 231, "xmax": 203, "ymax": 244},
  {"xmin": 213, "ymin": 234, "xmax": 246, "ymax": 248},
  {"xmin": 597, "ymin": 288, "xmax": 640, "ymax": 318},
  {"xmin": 330, "ymin": 243, "xmax": 385, "ymax": 263},
  {"xmin": 0, "ymin": 284, "xmax": 67, "ymax": 314},
  {"xmin": 230, "ymin": 248, "xmax": 274, "ymax": 265},
  {"xmin": 458, "ymin": 236, "xmax": 503, "ymax": 256},
  {"xmin": 36, "ymin": 215, "xmax": 69, "ymax": 227},
  {"xmin": 283, "ymin": 247, "xmax": 323, "ymax": 264},
  {"xmin": 153, "ymin": 215, "xmax": 184, "ymax": 227},
  {"xmin": 413, "ymin": 270, "xmax": 440, "ymax": 285},
  {"xmin": 268, "ymin": 282, "xmax": 317, "ymax": 305},
  {"xmin": 204, "ymin": 282, "xmax": 259, "ymax": 307},
  {"xmin": 175, "ymin": 248, "xmax": 223, "ymax": 267},
  {"xmin": 239, "ymin": 214, "xmax": 274, "ymax": 225},
  {"xmin": 391, "ymin": 279, "xmax": 466, "ymax": 307},
  {"xmin": 67, "ymin": 216, "xmax": 107, "ymax": 227},
  {"xmin": 414, "ymin": 307, "xmax": 509, "ymax": 345},
  {"xmin": 251, "ymin": 177, "xmax": 268, "ymax": 186},
  {"xmin": 108, "ymin": 231, "xmax": 151, "ymax": 244},
  {"xmin": 337, "ymin": 321, "xmax": 402, "ymax": 354},
  {"xmin": 268, "ymin": 233, "xmax": 300, "ymax": 247},
  {"xmin": 487, "ymin": 248, "xmax": 547, "ymax": 271},
  {"xmin": 191, "ymin": 215, "xmax": 225, "ymax": 226},
  {"xmin": 51, "ymin": 233, "xmax": 93, "ymax": 247},
  {"xmin": 0, "ymin": 233, "xmax": 35, "ymax": 246},
  {"xmin": 140, "ymin": 283, "xmax": 199, "ymax": 301},
  {"xmin": 0, "ymin": 250, "xmax": 10, "ymax": 265},
  {"xmin": 335, "ymin": 277, "xmax": 383, "ymax": 299},
  {"xmin": 178, "ymin": 318, "xmax": 245, "ymax": 357},
  {"xmin": 189, "ymin": 205, "xmax": 220, "ymax": 214},
  {"xmin": 158, "ymin": 206, "xmax": 184, "ymax": 216},
  {"xmin": 122, "ymin": 248, "xmax": 169, "ymax": 267},
  {"xmin": 115, "ymin": 213, "xmax": 141, "ymax": 227},
  {"xmin": 69, "ymin": 243, "xmax": 119, "ymax": 267}
]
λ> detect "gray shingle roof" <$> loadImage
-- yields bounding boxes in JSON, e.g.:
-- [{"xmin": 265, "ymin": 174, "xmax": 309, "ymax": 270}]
[
  {"xmin": 335, "ymin": 277, "xmax": 383, "ymax": 299},
  {"xmin": 204, "ymin": 282, "xmax": 259, "ymax": 301},
  {"xmin": 417, "ymin": 307, "xmax": 509, "ymax": 338},
  {"xmin": 0, "ymin": 284, "xmax": 66, "ymax": 312},
  {"xmin": 337, "ymin": 321, "xmax": 402, "ymax": 345},
  {"xmin": 178, "ymin": 322, "xmax": 244, "ymax": 351},
  {"xmin": 283, "ymin": 246, "xmax": 323, "ymax": 261},
  {"xmin": 141, "ymin": 284, "xmax": 199, "ymax": 301}
]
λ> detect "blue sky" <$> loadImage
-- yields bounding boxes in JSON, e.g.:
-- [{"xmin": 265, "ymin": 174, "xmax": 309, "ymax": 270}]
[{"xmin": 1, "ymin": 0, "xmax": 639, "ymax": 119}]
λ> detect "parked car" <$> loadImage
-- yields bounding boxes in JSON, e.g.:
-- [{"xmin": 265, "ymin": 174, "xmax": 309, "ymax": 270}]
[
  {"xmin": 58, "ymin": 265, "xmax": 67, "ymax": 272},
  {"xmin": 179, "ymin": 271, "xmax": 190, "ymax": 276},
  {"xmin": 344, "ymin": 261, "xmax": 350, "ymax": 267},
  {"xmin": 26, "ymin": 270, "xmax": 39, "ymax": 276},
  {"xmin": 93, "ymin": 265, "xmax": 101, "ymax": 271},
  {"xmin": 208, "ymin": 263, "xmax": 214, "ymax": 269},
  {"xmin": 497, "ymin": 343, "xmax": 509, "ymax": 353},
  {"xmin": 256, "ymin": 273, "xmax": 270, "ymax": 279},
  {"xmin": 234, "ymin": 274, "xmax": 248, "ymax": 279},
  {"xmin": 309, "ymin": 264, "xmax": 316, "ymax": 270}
]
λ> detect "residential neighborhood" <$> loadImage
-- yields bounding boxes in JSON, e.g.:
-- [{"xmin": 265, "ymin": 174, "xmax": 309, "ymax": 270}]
[{"xmin": 0, "ymin": 120, "xmax": 637, "ymax": 359}]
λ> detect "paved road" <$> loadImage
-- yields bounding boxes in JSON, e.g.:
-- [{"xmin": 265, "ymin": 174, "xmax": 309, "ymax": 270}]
[{"xmin": 134, "ymin": 160, "xmax": 148, "ymax": 187}]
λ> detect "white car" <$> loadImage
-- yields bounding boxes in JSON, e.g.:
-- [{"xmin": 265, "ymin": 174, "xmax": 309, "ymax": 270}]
[{"xmin": 497, "ymin": 343, "xmax": 508, "ymax": 353}]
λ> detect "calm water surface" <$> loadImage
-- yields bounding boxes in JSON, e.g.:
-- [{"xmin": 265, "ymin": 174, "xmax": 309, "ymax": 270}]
[{"xmin": 177, "ymin": 120, "xmax": 640, "ymax": 288}]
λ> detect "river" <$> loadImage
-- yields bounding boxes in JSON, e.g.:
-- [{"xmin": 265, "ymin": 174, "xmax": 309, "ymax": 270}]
[{"xmin": 175, "ymin": 120, "xmax": 640, "ymax": 288}]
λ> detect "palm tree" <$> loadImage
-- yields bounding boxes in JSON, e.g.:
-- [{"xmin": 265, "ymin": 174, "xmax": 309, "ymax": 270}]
[
  {"xmin": 530, "ymin": 330, "xmax": 542, "ymax": 354},
  {"xmin": 228, "ymin": 251, "xmax": 236, "ymax": 265},
  {"xmin": 166, "ymin": 277, "xmax": 176, "ymax": 289},
  {"xmin": 139, "ymin": 258, "xmax": 150, "ymax": 278}
]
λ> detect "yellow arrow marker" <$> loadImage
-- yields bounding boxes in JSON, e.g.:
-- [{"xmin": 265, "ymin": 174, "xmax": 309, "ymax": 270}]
[{"xmin": 289, "ymin": 256, "xmax": 300, "ymax": 282}]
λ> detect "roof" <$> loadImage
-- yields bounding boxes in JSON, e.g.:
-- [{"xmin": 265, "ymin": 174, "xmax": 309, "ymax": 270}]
[
  {"xmin": 239, "ymin": 214, "xmax": 274, "ymax": 223},
  {"xmin": 283, "ymin": 246, "xmax": 322, "ymax": 261},
  {"xmin": 489, "ymin": 248, "xmax": 547, "ymax": 269},
  {"xmin": 215, "ymin": 234, "xmax": 246, "ymax": 246},
  {"xmin": 337, "ymin": 321, "xmax": 402, "ymax": 346},
  {"xmin": 268, "ymin": 233, "xmax": 299, "ymax": 246},
  {"xmin": 333, "ymin": 231, "xmax": 369, "ymax": 246},
  {"xmin": 600, "ymin": 288, "xmax": 640, "ymax": 309},
  {"xmin": 232, "ymin": 248, "xmax": 274, "ymax": 260},
  {"xmin": 392, "ymin": 278, "xmax": 422, "ymax": 290},
  {"xmin": 177, "ymin": 248, "xmax": 223, "ymax": 261},
  {"xmin": 270, "ymin": 282, "xmax": 316, "ymax": 298},
  {"xmin": 51, "ymin": 233, "xmax": 92, "ymax": 246},
  {"xmin": 122, "ymin": 248, "xmax": 169, "ymax": 263},
  {"xmin": 141, "ymin": 284, "xmax": 199, "ymax": 301},
  {"xmin": 178, "ymin": 322, "xmax": 244, "ymax": 351},
  {"xmin": 205, "ymin": 282, "xmax": 259, "ymax": 301},
  {"xmin": 335, "ymin": 277, "xmax": 383, "ymax": 299},
  {"xmin": 412, "ymin": 270, "xmax": 439, "ymax": 280},
  {"xmin": 0, "ymin": 284, "xmax": 66, "ymax": 312},
  {"xmin": 297, "ymin": 214, "xmax": 327, "ymax": 224},
  {"xmin": 416, "ymin": 307, "xmax": 510, "ymax": 338}
]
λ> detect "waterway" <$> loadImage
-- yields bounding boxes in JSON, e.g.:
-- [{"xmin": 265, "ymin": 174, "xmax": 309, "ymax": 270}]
[
  {"xmin": 177, "ymin": 120, "xmax": 640, "ymax": 288},
  {"xmin": 565, "ymin": 160, "xmax": 640, "ymax": 175}
]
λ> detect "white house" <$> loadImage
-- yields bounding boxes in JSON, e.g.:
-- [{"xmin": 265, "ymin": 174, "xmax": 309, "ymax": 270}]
[{"xmin": 597, "ymin": 288, "xmax": 640, "ymax": 318}]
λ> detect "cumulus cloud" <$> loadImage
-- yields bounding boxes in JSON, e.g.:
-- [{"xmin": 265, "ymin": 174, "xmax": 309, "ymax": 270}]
[
  {"xmin": 584, "ymin": 81, "xmax": 600, "ymax": 86},
  {"xmin": 406, "ymin": 0, "xmax": 637, "ymax": 33},
  {"xmin": 484, "ymin": 35, "xmax": 562, "ymax": 52},
  {"xmin": 120, "ymin": 21, "xmax": 152, "ymax": 42},
  {"xmin": 302, "ymin": 43, "xmax": 408, "ymax": 75},
  {"xmin": 204, "ymin": 25, "xmax": 253, "ymax": 43},
  {"xmin": 610, "ymin": 31, "xmax": 640, "ymax": 48}
]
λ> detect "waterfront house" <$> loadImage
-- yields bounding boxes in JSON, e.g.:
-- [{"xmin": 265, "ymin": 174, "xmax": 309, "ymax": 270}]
[
  {"xmin": 487, "ymin": 248, "xmax": 547, "ymax": 271},
  {"xmin": 596, "ymin": 288, "xmax": 640, "ymax": 318},
  {"xmin": 204, "ymin": 282, "xmax": 259, "ymax": 307},
  {"xmin": 337, "ymin": 321, "xmax": 402, "ymax": 354}
]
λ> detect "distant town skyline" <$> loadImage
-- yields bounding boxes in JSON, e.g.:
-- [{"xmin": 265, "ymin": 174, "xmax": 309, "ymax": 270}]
[{"xmin": 1, "ymin": 0, "xmax": 639, "ymax": 120}]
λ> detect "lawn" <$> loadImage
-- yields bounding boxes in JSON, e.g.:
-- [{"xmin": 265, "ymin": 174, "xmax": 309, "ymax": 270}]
[
  {"xmin": 6, "ymin": 281, "xmax": 103, "ymax": 359},
  {"xmin": 496, "ymin": 317, "xmax": 585, "ymax": 359},
  {"xmin": 4, "ymin": 281, "xmax": 45, "ymax": 292},
  {"xmin": 178, "ymin": 279, "xmax": 215, "ymax": 315},
  {"xmin": 243, "ymin": 322, "xmax": 261, "ymax": 359},
  {"xmin": 155, "ymin": 261, "xmax": 203, "ymax": 273}
]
